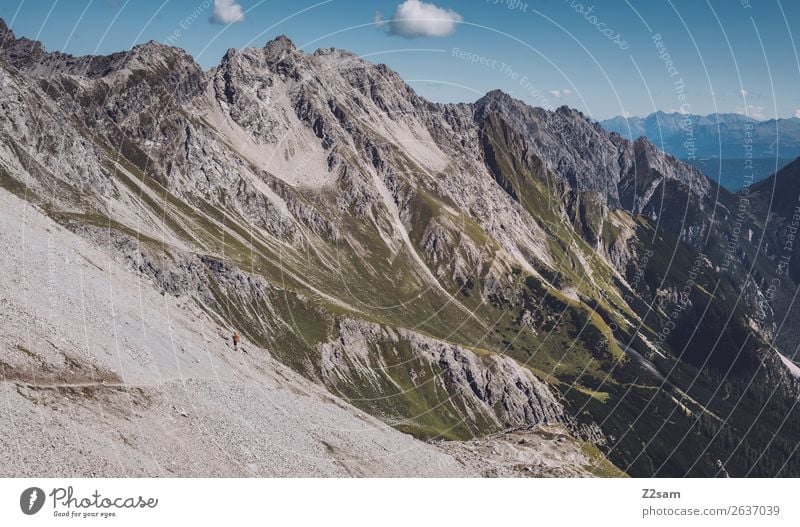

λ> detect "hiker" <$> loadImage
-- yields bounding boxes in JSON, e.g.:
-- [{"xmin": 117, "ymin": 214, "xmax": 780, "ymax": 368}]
[{"xmin": 232, "ymin": 332, "xmax": 241, "ymax": 351}]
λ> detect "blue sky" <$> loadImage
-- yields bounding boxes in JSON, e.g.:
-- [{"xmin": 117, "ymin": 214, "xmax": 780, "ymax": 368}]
[{"xmin": 2, "ymin": 0, "xmax": 799, "ymax": 120}]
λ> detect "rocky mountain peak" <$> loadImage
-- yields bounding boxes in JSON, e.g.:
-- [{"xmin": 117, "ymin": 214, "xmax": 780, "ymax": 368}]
[
  {"xmin": 130, "ymin": 39, "xmax": 191, "ymax": 60},
  {"xmin": 266, "ymin": 34, "xmax": 295, "ymax": 50},
  {"xmin": 480, "ymin": 88, "xmax": 511, "ymax": 101},
  {"xmin": 264, "ymin": 34, "xmax": 298, "ymax": 63},
  {"xmin": 0, "ymin": 18, "xmax": 49, "ymax": 70},
  {"xmin": 471, "ymin": 85, "xmax": 718, "ymax": 215},
  {"xmin": 779, "ymin": 155, "xmax": 800, "ymax": 173},
  {"xmin": 0, "ymin": 17, "xmax": 10, "ymax": 38},
  {"xmin": 751, "ymin": 155, "xmax": 800, "ymax": 217},
  {"xmin": 313, "ymin": 46, "xmax": 357, "ymax": 60},
  {"xmin": 555, "ymin": 104, "xmax": 586, "ymax": 119},
  {"xmin": 473, "ymin": 89, "xmax": 517, "ymax": 115},
  {"xmin": 0, "ymin": 22, "xmax": 201, "ymax": 86},
  {"xmin": 212, "ymin": 35, "xmax": 427, "ymax": 150},
  {"xmin": 120, "ymin": 40, "xmax": 203, "ymax": 81}
]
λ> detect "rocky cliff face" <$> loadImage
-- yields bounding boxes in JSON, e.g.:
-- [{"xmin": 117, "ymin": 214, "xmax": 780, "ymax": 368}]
[
  {"xmin": 2, "ymin": 21, "xmax": 799, "ymax": 477},
  {"xmin": 746, "ymin": 158, "xmax": 800, "ymax": 357},
  {"xmin": 474, "ymin": 90, "xmax": 712, "ymax": 207}
]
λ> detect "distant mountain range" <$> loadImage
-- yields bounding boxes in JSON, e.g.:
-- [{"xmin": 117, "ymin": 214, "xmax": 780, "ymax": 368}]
[{"xmin": 600, "ymin": 112, "xmax": 800, "ymax": 190}]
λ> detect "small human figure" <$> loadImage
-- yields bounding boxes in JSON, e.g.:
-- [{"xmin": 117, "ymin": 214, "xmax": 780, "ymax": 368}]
[{"xmin": 233, "ymin": 332, "xmax": 241, "ymax": 351}]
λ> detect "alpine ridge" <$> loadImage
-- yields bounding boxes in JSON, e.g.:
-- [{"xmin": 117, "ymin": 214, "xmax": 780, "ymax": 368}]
[{"xmin": 1, "ymin": 20, "xmax": 799, "ymax": 477}]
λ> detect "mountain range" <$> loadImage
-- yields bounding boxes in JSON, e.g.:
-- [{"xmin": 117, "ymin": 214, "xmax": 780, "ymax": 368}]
[
  {"xmin": 1, "ymin": 18, "xmax": 799, "ymax": 477},
  {"xmin": 601, "ymin": 111, "xmax": 800, "ymax": 191}
]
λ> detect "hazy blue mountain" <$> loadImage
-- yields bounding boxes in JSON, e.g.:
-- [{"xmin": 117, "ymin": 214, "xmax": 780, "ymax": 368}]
[{"xmin": 601, "ymin": 112, "xmax": 800, "ymax": 190}]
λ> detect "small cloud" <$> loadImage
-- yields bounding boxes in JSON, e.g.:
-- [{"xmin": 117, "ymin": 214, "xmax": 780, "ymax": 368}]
[
  {"xmin": 794, "ymin": 109, "xmax": 800, "ymax": 118},
  {"xmin": 548, "ymin": 88, "xmax": 572, "ymax": 98},
  {"xmin": 736, "ymin": 104, "xmax": 766, "ymax": 120},
  {"xmin": 211, "ymin": 0, "xmax": 244, "ymax": 25},
  {"xmin": 740, "ymin": 88, "xmax": 748, "ymax": 97},
  {"xmin": 378, "ymin": 0, "xmax": 462, "ymax": 38}
]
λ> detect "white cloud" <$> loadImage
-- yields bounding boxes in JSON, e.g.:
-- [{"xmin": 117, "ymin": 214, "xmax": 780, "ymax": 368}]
[
  {"xmin": 211, "ymin": 0, "xmax": 244, "ymax": 25},
  {"xmin": 380, "ymin": 0, "xmax": 462, "ymax": 38},
  {"xmin": 736, "ymin": 104, "xmax": 766, "ymax": 120},
  {"xmin": 794, "ymin": 109, "xmax": 800, "ymax": 118},
  {"xmin": 548, "ymin": 88, "xmax": 573, "ymax": 98}
]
